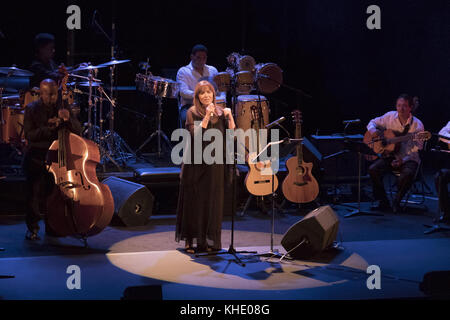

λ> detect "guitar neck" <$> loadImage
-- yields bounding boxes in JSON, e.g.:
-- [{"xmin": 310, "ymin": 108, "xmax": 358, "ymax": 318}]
[
  {"xmin": 296, "ymin": 122, "xmax": 303, "ymax": 165},
  {"xmin": 386, "ymin": 132, "xmax": 417, "ymax": 145}
]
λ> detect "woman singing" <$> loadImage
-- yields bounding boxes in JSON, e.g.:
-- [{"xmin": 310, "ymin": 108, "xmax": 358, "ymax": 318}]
[{"xmin": 175, "ymin": 80, "xmax": 236, "ymax": 253}]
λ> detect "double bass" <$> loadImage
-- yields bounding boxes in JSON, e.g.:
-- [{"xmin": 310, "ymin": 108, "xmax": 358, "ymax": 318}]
[{"xmin": 46, "ymin": 67, "xmax": 114, "ymax": 239}]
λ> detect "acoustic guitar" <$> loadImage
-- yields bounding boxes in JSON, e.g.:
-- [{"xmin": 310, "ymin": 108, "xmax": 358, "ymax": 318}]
[
  {"xmin": 282, "ymin": 110, "xmax": 319, "ymax": 203},
  {"xmin": 245, "ymin": 105, "xmax": 279, "ymax": 196},
  {"xmin": 363, "ymin": 129, "xmax": 431, "ymax": 161}
]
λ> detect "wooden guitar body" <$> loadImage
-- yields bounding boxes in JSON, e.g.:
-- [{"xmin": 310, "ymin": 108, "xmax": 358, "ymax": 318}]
[
  {"xmin": 245, "ymin": 152, "xmax": 279, "ymax": 196},
  {"xmin": 282, "ymin": 156, "xmax": 319, "ymax": 203}
]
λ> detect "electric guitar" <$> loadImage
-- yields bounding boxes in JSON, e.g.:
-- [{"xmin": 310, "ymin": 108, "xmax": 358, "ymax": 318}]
[
  {"xmin": 245, "ymin": 105, "xmax": 279, "ymax": 196},
  {"xmin": 281, "ymin": 110, "xmax": 319, "ymax": 203}
]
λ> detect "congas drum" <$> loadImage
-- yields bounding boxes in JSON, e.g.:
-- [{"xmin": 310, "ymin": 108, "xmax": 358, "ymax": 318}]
[
  {"xmin": 235, "ymin": 71, "xmax": 254, "ymax": 95},
  {"xmin": 1, "ymin": 106, "xmax": 25, "ymax": 143},
  {"xmin": 255, "ymin": 63, "xmax": 283, "ymax": 94},
  {"xmin": 216, "ymin": 96, "xmax": 227, "ymax": 109},
  {"xmin": 238, "ymin": 55, "xmax": 256, "ymax": 72},
  {"xmin": 146, "ymin": 76, "xmax": 179, "ymax": 99},
  {"xmin": 213, "ymin": 72, "xmax": 231, "ymax": 92},
  {"xmin": 236, "ymin": 95, "xmax": 270, "ymax": 132}
]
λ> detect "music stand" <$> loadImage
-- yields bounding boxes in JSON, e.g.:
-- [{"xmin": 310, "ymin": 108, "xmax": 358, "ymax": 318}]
[{"xmin": 342, "ymin": 140, "xmax": 383, "ymax": 218}]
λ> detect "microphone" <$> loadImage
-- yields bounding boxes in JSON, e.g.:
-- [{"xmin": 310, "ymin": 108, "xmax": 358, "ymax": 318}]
[
  {"xmin": 257, "ymin": 74, "xmax": 270, "ymax": 79},
  {"xmin": 265, "ymin": 116, "xmax": 286, "ymax": 129},
  {"xmin": 342, "ymin": 119, "xmax": 360, "ymax": 124},
  {"xmin": 208, "ymin": 103, "xmax": 215, "ymax": 118}
]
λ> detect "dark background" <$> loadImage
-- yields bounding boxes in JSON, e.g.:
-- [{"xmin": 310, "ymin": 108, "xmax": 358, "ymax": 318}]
[{"xmin": 1, "ymin": 0, "xmax": 449, "ymax": 148}]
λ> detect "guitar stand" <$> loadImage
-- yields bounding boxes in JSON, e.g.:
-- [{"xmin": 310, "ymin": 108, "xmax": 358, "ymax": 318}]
[{"xmin": 239, "ymin": 195, "xmax": 269, "ymax": 217}]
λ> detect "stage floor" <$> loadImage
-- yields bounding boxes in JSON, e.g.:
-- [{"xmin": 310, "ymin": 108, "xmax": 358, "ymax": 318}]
[{"xmin": 1, "ymin": 200, "xmax": 450, "ymax": 300}]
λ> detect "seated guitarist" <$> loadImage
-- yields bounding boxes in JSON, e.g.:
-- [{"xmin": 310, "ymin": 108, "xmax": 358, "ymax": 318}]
[
  {"xmin": 367, "ymin": 94, "xmax": 425, "ymax": 213},
  {"xmin": 435, "ymin": 121, "xmax": 450, "ymax": 223}
]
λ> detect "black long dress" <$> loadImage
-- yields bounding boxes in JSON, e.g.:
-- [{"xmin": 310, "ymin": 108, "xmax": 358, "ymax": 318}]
[{"xmin": 175, "ymin": 106, "xmax": 232, "ymax": 249}]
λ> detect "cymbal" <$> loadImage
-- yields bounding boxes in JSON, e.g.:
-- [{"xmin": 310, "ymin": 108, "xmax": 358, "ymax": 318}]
[
  {"xmin": 0, "ymin": 66, "xmax": 34, "ymax": 77},
  {"xmin": 1, "ymin": 94, "xmax": 20, "ymax": 100},
  {"xmin": 1, "ymin": 88, "xmax": 19, "ymax": 93},
  {"xmin": 78, "ymin": 82, "xmax": 103, "ymax": 87},
  {"xmin": 71, "ymin": 64, "xmax": 106, "ymax": 72},
  {"xmin": 97, "ymin": 59, "xmax": 131, "ymax": 68}
]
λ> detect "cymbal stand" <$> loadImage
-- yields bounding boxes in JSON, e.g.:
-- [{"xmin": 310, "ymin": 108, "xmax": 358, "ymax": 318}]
[
  {"xmin": 86, "ymin": 69, "xmax": 96, "ymax": 140},
  {"xmin": 136, "ymin": 95, "xmax": 172, "ymax": 158},
  {"xmin": 96, "ymin": 90, "xmax": 120, "ymax": 172},
  {"xmin": 97, "ymin": 86, "xmax": 136, "ymax": 169}
]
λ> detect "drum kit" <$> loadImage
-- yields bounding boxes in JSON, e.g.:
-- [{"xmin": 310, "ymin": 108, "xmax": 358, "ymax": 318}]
[
  {"xmin": 67, "ymin": 58, "xmax": 137, "ymax": 170},
  {"xmin": 0, "ymin": 59, "xmax": 137, "ymax": 171}
]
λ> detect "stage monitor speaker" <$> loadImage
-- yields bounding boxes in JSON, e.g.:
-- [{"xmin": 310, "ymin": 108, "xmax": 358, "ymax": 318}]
[
  {"xmin": 281, "ymin": 205, "xmax": 339, "ymax": 259},
  {"xmin": 102, "ymin": 176, "xmax": 154, "ymax": 227}
]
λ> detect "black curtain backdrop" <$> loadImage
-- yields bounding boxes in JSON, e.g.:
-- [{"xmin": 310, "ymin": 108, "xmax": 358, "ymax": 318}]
[{"xmin": 1, "ymin": 0, "xmax": 449, "ymax": 141}]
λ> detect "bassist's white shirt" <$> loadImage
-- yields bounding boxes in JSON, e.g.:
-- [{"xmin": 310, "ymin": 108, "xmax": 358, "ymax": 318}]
[{"xmin": 367, "ymin": 111, "xmax": 425, "ymax": 164}]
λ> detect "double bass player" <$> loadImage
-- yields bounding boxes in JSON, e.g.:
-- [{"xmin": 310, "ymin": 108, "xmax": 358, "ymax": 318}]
[{"xmin": 23, "ymin": 79, "xmax": 82, "ymax": 241}]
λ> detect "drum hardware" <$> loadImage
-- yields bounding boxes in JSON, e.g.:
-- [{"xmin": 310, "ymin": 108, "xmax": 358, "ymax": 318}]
[
  {"xmin": 0, "ymin": 66, "xmax": 34, "ymax": 77},
  {"xmin": 69, "ymin": 73, "xmax": 102, "ymax": 83},
  {"xmin": 78, "ymin": 81, "xmax": 104, "ymax": 87},
  {"xmin": 1, "ymin": 66, "xmax": 32, "ymax": 145},
  {"xmin": 135, "ymin": 74, "xmax": 179, "ymax": 158},
  {"xmin": 96, "ymin": 59, "xmax": 130, "ymax": 68},
  {"xmin": 70, "ymin": 64, "xmax": 108, "ymax": 73},
  {"xmin": 94, "ymin": 85, "xmax": 137, "ymax": 171},
  {"xmin": 139, "ymin": 59, "xmax": 152, "ymax": 76},
  {"xmin": 226, "ymin": 52, "xmax": 256, "ymax": 73}
]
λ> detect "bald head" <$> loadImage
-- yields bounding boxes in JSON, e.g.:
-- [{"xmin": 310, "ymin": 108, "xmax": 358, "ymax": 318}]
[{"xmin": 40, "ymin": 79, "xmax": 58, "ymax": 106}]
